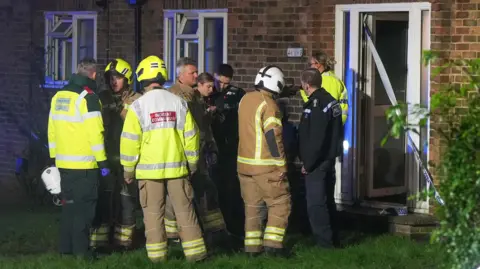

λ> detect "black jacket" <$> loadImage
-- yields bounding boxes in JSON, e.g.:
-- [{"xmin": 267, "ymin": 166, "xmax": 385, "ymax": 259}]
[{"xmin": 298, "ymin": 88, "xmax": 342, "ymax": 173}]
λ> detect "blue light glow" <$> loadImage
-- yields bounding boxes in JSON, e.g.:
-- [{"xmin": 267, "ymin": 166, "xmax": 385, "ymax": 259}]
[{"xmin": 343, "ymin": 12, "xmax": 353, "ymax": 155}]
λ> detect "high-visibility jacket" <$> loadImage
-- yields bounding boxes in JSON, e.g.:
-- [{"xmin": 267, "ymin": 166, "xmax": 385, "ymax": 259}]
[
  {"xmin": 237, "ymin": 90, "xmax": 286, "ymax": 176},
  {"xmin": 120, "ymin": 87, "xmax": 200, "ymax": 179},
  {"xmin": 48, "ymin": 74, "xmax": 107, "ymax": 169},
  {"xmin": 300, "ymin": 70, "xmax": 348, "ymax": 124}
]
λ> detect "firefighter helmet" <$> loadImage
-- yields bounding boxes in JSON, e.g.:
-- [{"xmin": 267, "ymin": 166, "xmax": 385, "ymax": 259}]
[
  {"xmin": 41, "ymin": 166, "xmax": 61, "ymax": 195},
  {"xmin": 136, "ymin": 55, "xmax": 168, "ymax": 87},
  {"xmin": 254, "ymin": 65, "xmax": 285, "ymax": 94},
  {"xmin": 105, "ymin": 58, "xmax": 133, "ymax": 85}
]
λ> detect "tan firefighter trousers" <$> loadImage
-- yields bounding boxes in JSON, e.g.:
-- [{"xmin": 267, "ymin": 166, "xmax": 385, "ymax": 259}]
[
  {"xmin": 138, "ymin": 178, "xmax": 207, "ymax": 262},
  {"xmin": 238, "ymin": 171, "xmax": 291, "ymax": 253},
  {"xmin": 165, "ymin": 170, "xmax": 226, "ymax": 239}
]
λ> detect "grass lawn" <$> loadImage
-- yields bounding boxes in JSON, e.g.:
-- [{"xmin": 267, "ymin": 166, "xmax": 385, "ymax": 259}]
[{"xmin": 0, "ymin": 206, "xmax": 446, "ymax": 269}]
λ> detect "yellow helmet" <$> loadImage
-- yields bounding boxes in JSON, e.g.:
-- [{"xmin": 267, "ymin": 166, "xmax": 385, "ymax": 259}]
[
  {"xmin": 105, "ymin": 58, "xmax": 133, "ymax": 85},
  {"xmin": 136, "ymin": 55, "xmax": 168, "ymax": 86}
]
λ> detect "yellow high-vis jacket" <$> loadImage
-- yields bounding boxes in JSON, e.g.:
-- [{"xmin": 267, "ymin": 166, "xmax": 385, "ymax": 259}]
[
  {"xmin": 120, "ymin": 87, "xmax": 200, "ymax": 179},
  {"xmin": 48, "ymin": 74, "xmax": 107, "ymax": 169},
  {"xmin": 300, "ymin": 70, "xmax": 348, "ymax": 124}
]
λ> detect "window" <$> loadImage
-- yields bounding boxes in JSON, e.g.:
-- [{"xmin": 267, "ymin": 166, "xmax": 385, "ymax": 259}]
[
  {"xmin": 164, "ymin": 10, "xmax": 228, "ymax": 86},
  {"xmin": 44, "ymin": 11, "xmax": 97, "ymax": 88}
]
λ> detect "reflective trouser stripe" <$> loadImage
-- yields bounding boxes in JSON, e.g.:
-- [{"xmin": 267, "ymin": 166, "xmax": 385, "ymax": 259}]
[
  {"xmin": 182, "ymin": 238, "xmax": 207, "ymax": 257},
  {"xmin": 146, "ymin": 242, "xmax": 168, "ymax": 261},
  {"xmin": 202, "ymin": 210, "xmax": 225, "ymax": 230},
  {"xmin": 237, "ymin": 156, "xmax": 286, "ymax": 166},
  {"xmin": 90, "ymin": 225, "xmax": 110, "ymax": 247},
  {"xmin": 114, "ymin": 226, "xmax": 134, "ymax": 243},
  {"xmin": 245, "ymin": 230, "xmax": 263, "ymax": 246},
  {"xmin": 264, "ymin": 226, "xmax": 285, "ymax": 243},
  {"xmin": 165, "ymin": 218, "xmax": 178, "ymax": 234}
]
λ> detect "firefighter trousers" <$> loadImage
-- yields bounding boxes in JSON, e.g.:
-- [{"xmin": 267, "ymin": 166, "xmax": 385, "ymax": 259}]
[
  {"xmin": 238, "ymin": 171, "xmax": 291, "ymax": 253},
  {"xmin": 58, "ymin": 168, "xmax": 99, "ymax": 258},
  {"xmin": 90, "ymin": 170, "xmax": 137, "ymax": 248},
  {"xmin": 165, "ymin": 171, "xmax": 226, "ymax": 239},
  {"xmin": 139, "ymin": 178, "xmax": 207, "ymax": 262},
  {"xmin": 305, "ymin": 160, "xmax": 338, "ymax": 248}
]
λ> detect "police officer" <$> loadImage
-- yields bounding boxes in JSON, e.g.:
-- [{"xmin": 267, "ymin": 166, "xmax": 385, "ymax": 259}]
[
  {"xmin": 91, "ymin": 58, "xmax": 141, "ymax": 251},
  {"xmin": 120, "ymin": 55, "xmax": 207, "ymax": 263},
  {"xmin": 237, "ymin": 65, "xmax": 291, "ymax": 257},
  {"xmin": 210, "ymin": 64, "xmax": 245, "ymax": 237},
  {"xmin": 48, "ymin": 58, "xmax": 109, "ymax": 260},
  {"xmin": 298, "ymin": 68, "xmax": 342, "ymax": 249}
]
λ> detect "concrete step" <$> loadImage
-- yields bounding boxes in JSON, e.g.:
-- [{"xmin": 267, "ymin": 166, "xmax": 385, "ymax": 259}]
[{"xmin": 337, "ymin": 204, "xmax": 438, "ymax": 240}]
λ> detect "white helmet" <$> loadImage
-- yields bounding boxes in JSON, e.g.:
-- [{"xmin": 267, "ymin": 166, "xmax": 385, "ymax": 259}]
[
  {"xmin": 41, "ymin": 166, "xmax": 61, "ymax": 195},
  {"xmin": 254, "ymin": 65, "xmax": 285, "ymax": 94}
]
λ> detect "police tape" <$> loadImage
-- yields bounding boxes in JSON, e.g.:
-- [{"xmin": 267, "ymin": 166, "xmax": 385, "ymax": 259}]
[{"xmin": 363, "ymin": 22, "xmax": 445, "ymax": 206}]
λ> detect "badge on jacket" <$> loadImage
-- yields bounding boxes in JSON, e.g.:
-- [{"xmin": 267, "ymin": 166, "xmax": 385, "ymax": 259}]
[{"xmin": 332, "ymin": 103, "xmax": 342, "ymax": 118}]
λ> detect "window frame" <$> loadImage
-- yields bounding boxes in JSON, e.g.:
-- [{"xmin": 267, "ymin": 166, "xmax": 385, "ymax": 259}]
[
  {"xmin": 44, "ymin": 11, "xmax": 97, "ymax": 88},
  {"xmin": 163, "ymin": 9, "xmax": 228, "ymax": 86}
]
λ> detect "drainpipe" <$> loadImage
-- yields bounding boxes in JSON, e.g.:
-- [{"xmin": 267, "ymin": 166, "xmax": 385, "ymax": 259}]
[{"xmin": 133, "ymin": 4, "xmax": 142, "ymax": 92}]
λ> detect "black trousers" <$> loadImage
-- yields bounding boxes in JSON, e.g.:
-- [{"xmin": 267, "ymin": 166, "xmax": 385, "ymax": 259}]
[
  {"xmin": 214, "ymin": 146, "xmax": 245, "ymax": 236},
  {"xmin": 304, "ymin": 160, "xmax": 338, "ymax": 248},
  {"xmin": 59, "ymin": 168, "xmax": 100, "ymax": 256}
]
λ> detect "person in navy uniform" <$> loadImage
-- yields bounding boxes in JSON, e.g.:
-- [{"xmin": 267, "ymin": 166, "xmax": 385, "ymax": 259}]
[
  {"xmin": 207, "ymin": 64, "xmax": 245, "ymax": 238},
  {"xmin": 298, "ymin": 68, "xmax": 342, "ymax": 249}
]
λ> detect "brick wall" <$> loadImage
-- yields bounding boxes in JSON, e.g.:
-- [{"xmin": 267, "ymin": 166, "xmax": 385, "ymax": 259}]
[{"xmin": 0, "ymin": 0, "xmax": 478, "ymax": 203}]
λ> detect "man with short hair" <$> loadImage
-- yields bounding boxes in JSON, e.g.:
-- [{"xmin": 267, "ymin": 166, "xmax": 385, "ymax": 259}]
[
  {"xmin": 298, "ymin": 68, "xmax": 342, "ymax": 249},
  {"xmin": 48, "ymin": 58, "xmax": 109, "ymax": 260},
  {"xmin": 166, "ymin": 58, "xmax": 227, "ymax": 246}
]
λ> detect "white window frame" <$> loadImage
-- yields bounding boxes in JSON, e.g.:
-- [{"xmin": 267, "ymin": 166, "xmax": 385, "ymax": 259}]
[
  {"xmin": 333, "ymin": 3, "xmax": 431, "ymax": 213},
  {"xmin": 44, "ymin": 11, "xmax": 97, "ymax": 88},
  {"xmin": 164, "ymin": 9, "xmax": 228, "ymax": 86}
]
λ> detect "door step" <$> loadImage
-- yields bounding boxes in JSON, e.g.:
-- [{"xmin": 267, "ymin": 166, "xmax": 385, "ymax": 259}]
[{"xmin": 337, "ymin": 204, "xmax": 438, "ymax": 240}]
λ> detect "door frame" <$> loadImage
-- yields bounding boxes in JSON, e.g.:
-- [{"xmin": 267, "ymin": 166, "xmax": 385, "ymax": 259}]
[{"xmin": 333, "ymin": 3, "xmax": 431, "ymax": 213}]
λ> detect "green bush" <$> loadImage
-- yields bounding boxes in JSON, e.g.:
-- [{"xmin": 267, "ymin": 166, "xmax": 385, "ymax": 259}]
[{"xmin": 385, "ymin": 52, "xmax": 480, "ymax": 269}]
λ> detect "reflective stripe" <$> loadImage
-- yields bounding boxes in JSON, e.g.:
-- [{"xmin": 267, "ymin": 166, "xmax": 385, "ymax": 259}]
[
  {"xmin": 184, "ymin": 150, "xmax": 199, "ymax": 157},
  {"xmin": 124, "ymin": 166, "xmax": 135, "ymax": 172},
  {"xmin": 91, "ymin": 144, "xmax": 104, "ymax": 151},
  {"xmin": 245, "ymin": 239, "xmax": 263, "ymax": 246},
  {"xmin": 121, "ymin": 132, "xmax": 140, "ymax": 140},
  {"xmin": 265, "ymin": 226, "xmax": 285, "ymax": 235},
  {"xmin": 246, "ymin": 231, "xmax": 263, "ymax": 238},
  {"xmin": 143, "ymin": 121, "xmax": 176, "ymax": 132},
  {"xmin": 184, "ymin": 245, "xmax": 206, "ymax": 257},
  {"xmin": 136, "ymin": 161, "xmax": 186, "ymax": 170},
  {"xmin": 182, "ymin": 238, "xmax": 204, "ymax": 249},
  {"xmin": 49, "ymin": 142, "xmax": 56, "ymax": 149},
  {"xmin": 264, "ymin": 233, "xmax": 284, "ymax": 242},
  {"xmin": 254, "ymin": 101, "xmax": 267, "ymax": 159},
  {"xmin": 323, "ymin": 100, "xmax": 338, "ymax": 113},
  {"xmin": 263, "ymin": 116, "xmax": 282, "ymax": 129},
  {"xmin": 165, "ymin": 225, "xmax": 178, "ymax": 233},
  {"xmin": 146, "ymin": 242, "xmax": 168, "ymax": 260},
  {"xmin": 184, "ymin": 129, "xmax": 196, "ymax": 138},
  {"xmin": 237, "ymin": 156, "xmax": 285, "ymax": 166},
  {"xmin": 121, "ymin": 154, "xmax": 138, "ymax": 162},
  {"xmin": 51, "ymin": 114, "xmax": 82, "ymax": 122},
  {"xmin": 83, "ymin": 111, "xmax": 102, "ymax": 120},
  {"xmin": 56, "ymin": 154, "xmax": 96, "ymax": 162}
]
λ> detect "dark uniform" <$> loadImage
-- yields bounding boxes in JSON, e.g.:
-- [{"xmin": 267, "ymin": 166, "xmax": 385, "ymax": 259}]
[
  {"xmin": 298, "ymin": 88, "xmax": 342, "ymax": 248},
  {"xmin": 209, "ymin": 85, "xmax": 245, "ymax": 236},
  {"xmin": 91, "ymin": 89, "xmax": 141, "ymax": 249},
  {"xmin": 47, "ymin": 74, "xmax": 108, "ymax": 258}
]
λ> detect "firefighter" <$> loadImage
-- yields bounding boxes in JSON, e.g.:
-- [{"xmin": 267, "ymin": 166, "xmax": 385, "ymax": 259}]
[
  {"xmin": 209, "ymin": 64, "xmax": 246, "ymax": 237},
  {"xmin": 120, "ymin": 55, "xmax": 207, "ymax": 262},
  {"xmin": 237, "ymin": 65, "xmax": 292, "ymax": 257},
  {"xmin": 48, "ymin": 58, "xmax": 109, "ymax": 260},
  {"xmin": 90, "ymin": 58, "xmax": 142, "ymax": 251},
  {"xmin": 298, "ymin": 68, "xmax": 342, "ymax": 249},
  {"xmin": 166, "ymin": 59, "xmax": 227, "ymax": 246},
  {"xmin": 299, "ymin": 51, "xmax": 348, "ymax": 124}
]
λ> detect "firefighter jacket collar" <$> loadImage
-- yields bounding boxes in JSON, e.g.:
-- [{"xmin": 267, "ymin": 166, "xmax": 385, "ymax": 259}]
[{"xmin": 67, "ymin": 73, "xmax": 97, "ymax": 93}]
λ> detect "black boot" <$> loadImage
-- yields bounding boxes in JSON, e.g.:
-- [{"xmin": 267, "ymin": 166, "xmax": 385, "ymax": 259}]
[{"xmin": 264, "ymin": 246, "xmax": 291, "ymax": 258}]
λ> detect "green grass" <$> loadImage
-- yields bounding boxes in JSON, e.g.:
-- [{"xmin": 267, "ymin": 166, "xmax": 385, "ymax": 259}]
[{"xmin": 0, "ymin": 206, "xmax": 446, "ymax": 269}]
